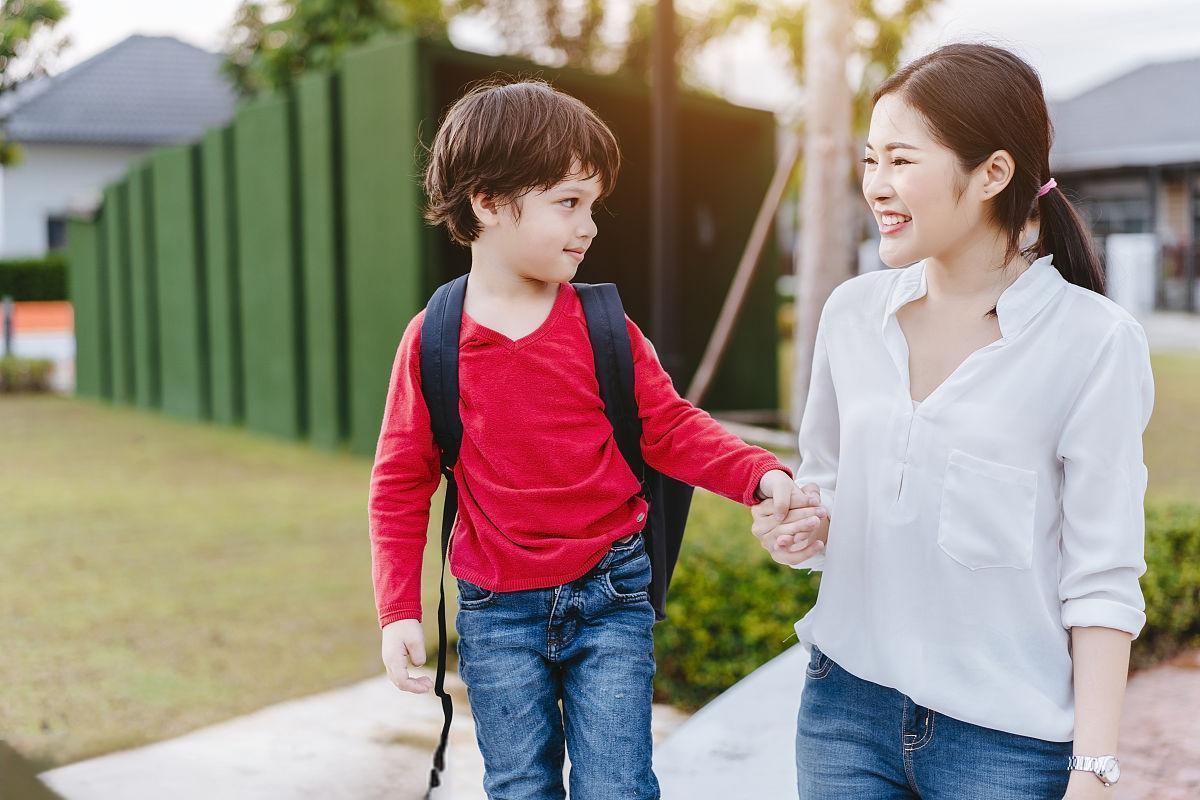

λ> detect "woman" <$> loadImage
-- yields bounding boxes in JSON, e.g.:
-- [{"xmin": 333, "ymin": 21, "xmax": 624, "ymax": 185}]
[{"xmin": 753, "ymin": 43, "xmax": 1154, "ymax": 799}]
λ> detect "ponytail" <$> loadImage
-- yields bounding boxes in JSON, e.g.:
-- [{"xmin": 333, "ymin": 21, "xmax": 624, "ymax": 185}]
[{"xmin": 1034, "ymin": 186, "xmax": 1106, "ymax": 295}]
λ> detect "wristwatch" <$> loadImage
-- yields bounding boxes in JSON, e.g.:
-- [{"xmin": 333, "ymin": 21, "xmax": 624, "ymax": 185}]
[{"xmin": 1068, "ymin": 755, "xmax": 1121, "ymax": 787}]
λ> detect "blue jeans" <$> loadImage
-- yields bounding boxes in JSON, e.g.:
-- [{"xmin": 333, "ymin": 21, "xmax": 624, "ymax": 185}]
[
  {"xmin": 796, "ymin": 645, "xmax": 1072, "ymax": 799},
  {"xmin": 455, "ymin": 531, "xmax": 659, "ymax": 800}
]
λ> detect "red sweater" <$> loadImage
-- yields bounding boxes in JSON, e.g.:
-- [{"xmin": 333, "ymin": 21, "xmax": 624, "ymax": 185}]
[{"xmin": 368, "ymin": 282, "xmax": 789, "ymax": 626}]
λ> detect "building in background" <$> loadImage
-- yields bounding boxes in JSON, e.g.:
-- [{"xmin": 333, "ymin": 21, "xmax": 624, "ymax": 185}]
[
  {"xmin": 1051, "ymin": 55, "xmax": 1200, "ymax": 315},
  {"xmin": 0, "ymin": 35, "xmax": 236, "ymax": 258}
]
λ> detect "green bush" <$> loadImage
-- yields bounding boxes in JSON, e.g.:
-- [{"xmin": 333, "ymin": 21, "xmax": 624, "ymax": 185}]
[
  {"xmin": 653, "ymin": 496, "xmax": 1200, "ymax": 709},
  {"xmin": 0, "ymin": 252, "xmax": 68, "ymax": 301},
  {"xmin": 0, "ymin": 356, "xmax": 54, "ymax": 392},
  {"xmin": 1135, "ymin": 503, "xmax": 1200, "ymax": 668},
  {"xmin": 653, "ymin": 492, "xmax": 821, "ymax": 709}
]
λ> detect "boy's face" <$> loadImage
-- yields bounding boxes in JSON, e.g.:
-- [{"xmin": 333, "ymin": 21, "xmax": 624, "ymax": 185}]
[{"xmin": 475, "ymin": 163, "xmax": 602, "ymax": 284}]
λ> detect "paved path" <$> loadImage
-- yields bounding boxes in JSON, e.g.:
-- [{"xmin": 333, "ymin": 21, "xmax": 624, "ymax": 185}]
[
  {"xmin": 36, "ymin": 670, "xmax": 688, "ymax": 800},
  {"xmin": 1143, "ymin": 310, "xmax": 1200, "ymax": 352},
  {"xmin": 29, "ymin": 648, "xmax": 1200, "ymax": 798}
]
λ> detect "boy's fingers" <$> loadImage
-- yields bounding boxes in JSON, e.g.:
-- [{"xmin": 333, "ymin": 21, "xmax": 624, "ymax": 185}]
[
  {"xmin": 396, "ymin": 674, "xmax": 434, "ymax": 694},
  {"xmin": 772, "ymin": 483, "xmax": 789, "ymax": 518},
  {"xmin": 407, "ymin": 640, "xmax": 427, "ymax": 668}
]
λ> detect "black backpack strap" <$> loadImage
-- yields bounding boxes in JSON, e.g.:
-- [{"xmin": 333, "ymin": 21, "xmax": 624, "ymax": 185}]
[
  {"xmin": 421, "ymin": 275, "xmax": 467, "ymax": 470},
  {"xmin": 418, "ymin": 274, "xmax": 467, "ymax": 796},
  {"xmin": 575, "ymin": 282, "xmax": 694, "ymax": 623},
  {"xmin": 574, "ymin": 283, "xmax": 645, "ymax": 485}
]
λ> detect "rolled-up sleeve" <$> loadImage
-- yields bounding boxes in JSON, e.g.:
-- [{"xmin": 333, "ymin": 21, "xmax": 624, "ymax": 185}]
[
  {"xmin": 790, "ymin": 301, "xmax": 841, "ymax": 573},
  {"xmin": 1056, "ymin": 320, "xmax": 1155, "ymax": 637}
]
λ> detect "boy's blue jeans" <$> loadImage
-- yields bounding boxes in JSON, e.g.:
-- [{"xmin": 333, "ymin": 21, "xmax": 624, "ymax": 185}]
[
  {"xmin": 455, "ymin": 531, "xmax": 660, "ymax": 800},
  {"xmin": 796, "ymin": 645, "xmax": 1073, "ymax": 799}
]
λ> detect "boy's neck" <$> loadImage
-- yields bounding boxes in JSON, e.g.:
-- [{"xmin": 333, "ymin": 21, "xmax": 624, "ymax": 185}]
[{"xmin": 467, "ymin": 250, "xmax": 559, "ymax": 303}]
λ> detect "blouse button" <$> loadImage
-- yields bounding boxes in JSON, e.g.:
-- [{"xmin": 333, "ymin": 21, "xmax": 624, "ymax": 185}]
[{"xmin": 636, "ymin": 512, "xmax": 646, "ymax": 523}]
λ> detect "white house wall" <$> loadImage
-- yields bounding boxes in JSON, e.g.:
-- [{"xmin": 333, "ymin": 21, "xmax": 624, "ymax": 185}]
[{"xmin": 0, "ymin": 141, "xmax": 149, "ymax": 258}]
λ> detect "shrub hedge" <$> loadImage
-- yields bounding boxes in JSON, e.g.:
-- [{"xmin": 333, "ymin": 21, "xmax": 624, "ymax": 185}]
[{"xmin": 0, "ymin": 253, "xmax": 68, "ymax": 301}]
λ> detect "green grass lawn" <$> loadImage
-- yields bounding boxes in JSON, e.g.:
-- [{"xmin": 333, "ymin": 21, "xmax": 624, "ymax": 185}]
[
  {"xmin": 0, "ymin": 395, "xmax": 455, "ymax": 771},
  {"xmin": 1143, "ymin": 352, "xmax": 1200, "ymax": 503},
  {"xmin": 2, "ymin": 349, "xmax": 1197, "ymax": 769}
]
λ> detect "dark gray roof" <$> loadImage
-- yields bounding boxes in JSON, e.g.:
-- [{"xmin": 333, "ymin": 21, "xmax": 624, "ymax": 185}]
[
  {"xmin": 0, "ymin": 34, "xmax": 237, "ymax": 146},
  {"xmin": 1050, "ymin": 55, "xmax": 1200, "ymax": 173}
]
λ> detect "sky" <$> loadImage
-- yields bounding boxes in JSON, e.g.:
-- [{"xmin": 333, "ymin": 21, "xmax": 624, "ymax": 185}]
[{"xmin": 38, "ymin": 0, "xmax": 1200, "ymax": 109}]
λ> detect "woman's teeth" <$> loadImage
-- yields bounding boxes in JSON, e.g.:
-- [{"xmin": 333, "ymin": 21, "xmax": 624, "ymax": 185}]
[{"xmin": 882, "ymin": 213, "xmax": 911, "ymax": 226}]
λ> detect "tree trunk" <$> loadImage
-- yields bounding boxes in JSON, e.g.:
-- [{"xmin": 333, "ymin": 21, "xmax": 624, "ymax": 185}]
[{"xmin": 791, "ymin": 0, "xmax": 854, "ymax": 431}]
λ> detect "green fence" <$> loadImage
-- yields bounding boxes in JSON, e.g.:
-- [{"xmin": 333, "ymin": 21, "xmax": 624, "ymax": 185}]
[{"xmin": 66, "ymin": 32, "xmax": 782, "ymax": 456}]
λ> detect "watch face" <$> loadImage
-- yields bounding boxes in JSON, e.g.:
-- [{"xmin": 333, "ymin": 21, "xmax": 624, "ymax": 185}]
[{"xmin": 1098, "ymin": 758, "xmax": 1121, "ymax": 784}]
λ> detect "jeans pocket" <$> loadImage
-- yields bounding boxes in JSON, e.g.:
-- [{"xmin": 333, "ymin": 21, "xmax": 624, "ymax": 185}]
[
  {"xmin": 937, "ymin": 449, "xmax": 1037, "ymax": 571},
  {"xmin": 456, "ymin": 577, "xmax": 497, "ymax": 610},
  {"xmin": 602, "ymin": 549, "xmax": 652, "ymax": 603},
  {"xmin": 805, "ymin": 644, "xmax": 834, "ymax": 680}
]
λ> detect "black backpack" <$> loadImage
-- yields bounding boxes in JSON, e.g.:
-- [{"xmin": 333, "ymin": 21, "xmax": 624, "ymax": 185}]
[{"xmin": 417, "ymin": 274, "xmax": 694, "ymax": 793}]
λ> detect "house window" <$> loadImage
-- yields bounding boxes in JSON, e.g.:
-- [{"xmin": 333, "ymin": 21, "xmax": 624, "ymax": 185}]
[
  {"xmin": 47, "ymin": 216, "xmax": 68, "ymax": 251},
  {"xmin": 1079, "ymin": 197, "xmax": 1151, "ymax": 236}
]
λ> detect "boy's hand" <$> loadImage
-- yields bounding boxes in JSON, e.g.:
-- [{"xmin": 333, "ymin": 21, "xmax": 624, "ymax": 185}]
[
  {"xmin": 755, "ymin": 469, "xmax": 799, "ymax": 519},
  {"xmin": 752, "ymin": 482, "xmax": 829, "ymax": 565},
  {"xmin": 382, "ymin": 619, "xmax": 434, "ymax": 694}
]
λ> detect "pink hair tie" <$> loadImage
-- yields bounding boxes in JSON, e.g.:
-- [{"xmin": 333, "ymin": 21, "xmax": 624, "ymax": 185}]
[{"xmin": 1037, "ymin": 178, "xmax": 1057, "ymax": 198}]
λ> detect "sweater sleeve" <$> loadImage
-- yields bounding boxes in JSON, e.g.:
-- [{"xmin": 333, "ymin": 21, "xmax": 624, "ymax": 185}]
[
  {"xmin": 627, "ymin": 316, "xmax": 791, "ymax": 506},
  {"xmin": 1056, "ymin": 320, "xmax": 1155, "ymax": 638},
  {"xmin": 368, "ymin": 312, "xmax": 442, "ymax": 627}
]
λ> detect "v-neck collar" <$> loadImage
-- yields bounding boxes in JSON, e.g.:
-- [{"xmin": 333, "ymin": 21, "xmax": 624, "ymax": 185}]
[
  {"xmin": 880, "ymin": 254, "xmax": 1067, "ymax": 409},
  {"xmin": 461, "ymin": 281, "xmax": 572, "ymax": 351}
]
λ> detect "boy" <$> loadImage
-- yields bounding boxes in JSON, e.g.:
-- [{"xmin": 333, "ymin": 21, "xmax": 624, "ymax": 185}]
[{"xmin": 369, "ymin": 78, "xmax": 809, "ymax": 799}]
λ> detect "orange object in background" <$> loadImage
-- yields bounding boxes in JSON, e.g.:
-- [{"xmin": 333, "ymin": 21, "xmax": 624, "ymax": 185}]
[{"xmin": 10, "ymin": 301, "xmax": 74, "ymax": 333}]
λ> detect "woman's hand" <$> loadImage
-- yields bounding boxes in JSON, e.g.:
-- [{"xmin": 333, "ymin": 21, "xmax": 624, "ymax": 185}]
[
  {"xmin": 752, "ymin": 482, "xmax": 828, "ymax": 566},
  {"xmin": 1062, "ymin": 770, "xmax": 1110, "ymax": 799}
]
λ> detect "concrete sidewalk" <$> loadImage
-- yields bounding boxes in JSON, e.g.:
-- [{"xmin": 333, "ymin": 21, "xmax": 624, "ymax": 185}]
[
  {"xmin": 655, "ymin": 645, "xmax": 807, "ymax": 797},
  {"xmin": 1143, "ymin": 310, "xmax": 1200, "ymax": 351},
  {"xmin": 37, "ymin": 670, "xmax": 689, "ymax": 800}
]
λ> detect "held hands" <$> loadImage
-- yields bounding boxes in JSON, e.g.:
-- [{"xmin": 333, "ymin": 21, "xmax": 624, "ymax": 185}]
[
  {"xmin": 752, "ymin": 474, "xmax": 829, "ymax": 566},
  {"xmin": 382, "ymin": 618, "xmax": 434, "ymax": 694}
]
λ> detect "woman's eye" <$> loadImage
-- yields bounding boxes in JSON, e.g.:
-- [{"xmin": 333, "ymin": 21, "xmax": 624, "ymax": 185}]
[
  {"xmin": 891, "ymin": 158, "xmax": 911, "ymax": 166},
  {"xmin": 560, "ymin": 198, "xmax": 578, "ymax": 208},
  {"xmin": 860, "ymin": 157, "xmax": 876, "ymax": 165}
]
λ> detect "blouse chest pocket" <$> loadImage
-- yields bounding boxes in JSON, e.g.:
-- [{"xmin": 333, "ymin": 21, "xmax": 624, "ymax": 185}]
[{"xmin": 937, "ymin": 449, "xmax": 1038, "ymax": 571}]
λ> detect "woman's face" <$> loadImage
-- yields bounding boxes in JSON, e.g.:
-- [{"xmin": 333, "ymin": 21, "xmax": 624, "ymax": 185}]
[{"xmin": 861, "ymin": 93, "xmax": 987, "ymax": 268}]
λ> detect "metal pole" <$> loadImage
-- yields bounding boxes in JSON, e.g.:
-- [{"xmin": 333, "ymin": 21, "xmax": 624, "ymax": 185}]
[{"xmin": 2, "ymin": 295, "xmax": 12, "ymax": 357}]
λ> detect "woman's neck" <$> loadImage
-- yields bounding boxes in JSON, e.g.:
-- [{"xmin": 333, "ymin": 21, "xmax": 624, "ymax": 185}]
[{"xmin": 924, "ymin": 231, "xmax": 1030, "ymax": 311}]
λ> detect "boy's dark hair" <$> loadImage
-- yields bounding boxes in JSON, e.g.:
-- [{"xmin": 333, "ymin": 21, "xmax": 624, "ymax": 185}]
[{"xmin": 422, "ymin": 77, "xmax": 621, "ymax": 245}]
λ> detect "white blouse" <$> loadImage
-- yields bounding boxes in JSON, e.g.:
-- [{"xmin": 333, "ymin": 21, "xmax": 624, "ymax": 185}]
[{"xmin": 791, "ymin": 254, "xmax": 1155, "ymax": 742}]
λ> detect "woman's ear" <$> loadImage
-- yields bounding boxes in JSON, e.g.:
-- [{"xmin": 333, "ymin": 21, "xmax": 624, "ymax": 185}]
[{"xmin": 978, "ymin": 149, "xmax": 1016, "ymax": 200}]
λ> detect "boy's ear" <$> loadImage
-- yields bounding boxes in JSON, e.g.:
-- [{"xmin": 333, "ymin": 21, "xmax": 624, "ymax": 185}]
[{"xmin": 470, "ymin": 192, "xmax": 502, "ymax": 229}]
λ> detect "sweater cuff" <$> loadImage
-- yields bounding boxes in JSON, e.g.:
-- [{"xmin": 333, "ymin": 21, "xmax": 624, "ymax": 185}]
[
  {"xmin": 380, "ymin": 608, "xmax": 423, "ymax": 628},
  {"xmin": 743, "ymin": 458, "xmax": 793, "ymax": 506}
]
